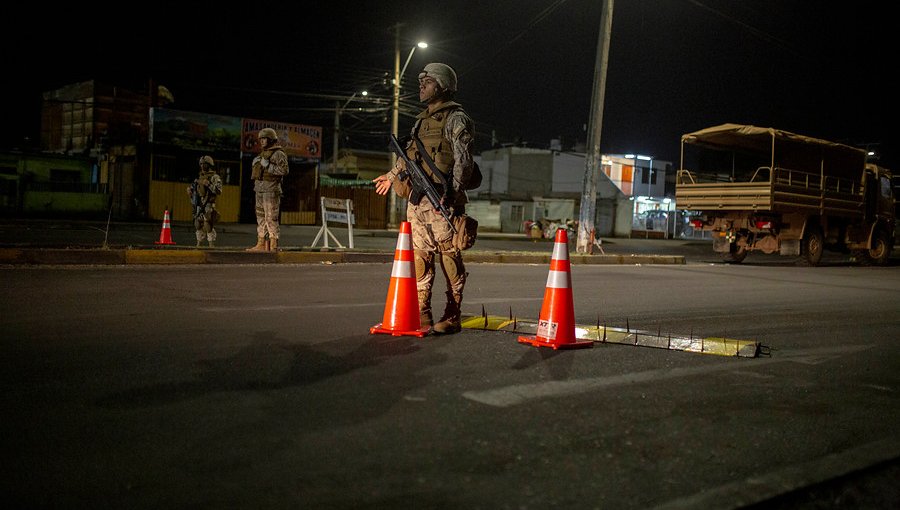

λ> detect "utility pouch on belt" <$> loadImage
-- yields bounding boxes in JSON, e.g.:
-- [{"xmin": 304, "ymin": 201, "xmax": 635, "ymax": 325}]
[
  {"xmin": 452, "ymin": 214, "xmax": 478, "ymax": 250},
  {"xmin": 392, "ymin": 175, "xmax": 411, "ymax": 199}
]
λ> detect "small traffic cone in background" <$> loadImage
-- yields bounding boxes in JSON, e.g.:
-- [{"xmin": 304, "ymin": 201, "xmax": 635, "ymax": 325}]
[
  {"xmin": 154, "ymin": 209, "xmax": 176, "ymax": 245},
  {"xmin": 370, "ymin": 221, "xmax": 430, "ymax": 337},
  {"xmin": 518, "ymin": 227, "xmax": 592, "ymax": 350}
]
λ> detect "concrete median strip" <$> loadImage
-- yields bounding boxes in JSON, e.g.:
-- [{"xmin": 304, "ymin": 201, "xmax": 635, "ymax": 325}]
[{"xmin": 0, "ymin": 247, "xmax": 684, "ymax": 266}]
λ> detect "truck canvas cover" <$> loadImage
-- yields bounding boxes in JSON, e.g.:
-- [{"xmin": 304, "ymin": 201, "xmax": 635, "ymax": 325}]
[{"xmin": 681, "ymin": 123, "xmax": 866, "ymax": 181}]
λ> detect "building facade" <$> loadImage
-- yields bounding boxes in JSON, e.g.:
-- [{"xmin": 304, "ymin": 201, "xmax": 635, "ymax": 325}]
[
  {"xmin": 4, "ymin": 80, "xmax": 326, "ymax": 226},
  {"xmin": 470, "ymin": 146, "xmax": 674, "ymax": 237}
]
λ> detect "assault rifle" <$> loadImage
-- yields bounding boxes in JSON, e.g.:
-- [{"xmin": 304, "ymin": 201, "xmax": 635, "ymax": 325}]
[
  {"xmin": 189, "ymin": 181, "xmax": 207, "ymax": 219},
  {"xmin": 389, "ymin": 134, "xmax": 457, "ymax": 234}
]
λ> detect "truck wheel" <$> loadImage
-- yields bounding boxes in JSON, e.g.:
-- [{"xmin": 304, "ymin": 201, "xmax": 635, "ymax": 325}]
[
  {"xmin": 722, "ymin": 241, "xmax": 748, "ymax": 263},
  {"xmin": 857, "ymin": 229, "xmax": 891, "ymax": 266},
  {"xmin": 802, "ymin": 227, "xmax": 824, "ymax": 266}
]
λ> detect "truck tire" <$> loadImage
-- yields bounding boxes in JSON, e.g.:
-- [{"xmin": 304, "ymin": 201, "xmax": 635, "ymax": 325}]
[
  {"xmin": 722, "ymin": 240, "xmax": 748, "ymax": 263},
  {"xmin": 801, "ymin": 226, "xmax": 824, "ymax": 266},
  {"xmin": 855, "ymin": 229, "xmax": 891, "ymax": 266}
]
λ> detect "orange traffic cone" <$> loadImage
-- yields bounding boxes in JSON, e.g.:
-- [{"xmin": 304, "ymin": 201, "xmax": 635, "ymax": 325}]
[
  {"xmin": 154, "ymin": 209, "xmax": 176, "ymax": 245},
  {"xmin": 518, "ymin": 227, "xmax": 592, "ymax": 350},
  {"xmin": 370, "ymin": 221, "xmax": 430, "ymax": 337}
]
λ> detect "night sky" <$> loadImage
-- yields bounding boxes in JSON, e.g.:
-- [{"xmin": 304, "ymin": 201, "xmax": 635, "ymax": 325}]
[{"xmin": 2, "ymin": 0, "xmax": 894, "ymax": 168}]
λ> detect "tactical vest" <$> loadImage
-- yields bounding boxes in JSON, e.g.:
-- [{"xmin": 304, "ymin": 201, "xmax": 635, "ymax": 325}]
[
  {"xmin": 255, "ymin": 146, "xmax": 287, "ymax": 182},
  {"xmin": 197, "ymin": 169, "xmax": 218, "ymax": 202},
  {"xmin": 407, "ymin": 101, "xmax": 464, "ymax": 184},
  {"xmin": 260, "ymin": 146, "xmax": 283, "ymax": 160}
]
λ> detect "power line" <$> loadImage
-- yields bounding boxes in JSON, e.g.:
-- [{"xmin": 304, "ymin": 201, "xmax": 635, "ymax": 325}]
[{"xmin": 460, "ymin": 0, "xmax": 571, "ymax": 75}]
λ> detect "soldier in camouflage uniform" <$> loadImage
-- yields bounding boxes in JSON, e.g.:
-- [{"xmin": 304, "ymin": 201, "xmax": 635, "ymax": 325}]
[
  {"xmin": 186, "ymin": 155, "xmax": 223, "ymax": 247},
  {"xmin": 247, "ymin": 127, "xmax": 289, "ymax": 252},
  {"xmin": 373, "ymin": 63, "xmax": 476, "ymax": 334}
]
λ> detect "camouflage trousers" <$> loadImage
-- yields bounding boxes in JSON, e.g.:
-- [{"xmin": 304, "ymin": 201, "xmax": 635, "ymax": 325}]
[
  {"xmin": 407, "ymin": 201, "xmax": 467, "ymax": 308},
  {"xmin": 254, "ymin": 191, "xmax": 281, "ymax": 239},
  {"xmin": 194, "ymin": 205, "xmax": 218, "ymax": 242}
]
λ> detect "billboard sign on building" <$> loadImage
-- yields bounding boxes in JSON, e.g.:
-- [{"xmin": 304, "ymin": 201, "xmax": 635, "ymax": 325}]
[
  {"xmin": 149, "ymin": 108, "xmax": 323, "ymax": 160},
  {"xmin": 149, "ymin": 108, "xmax": 243, "ymax": 151},
  {"xmin": 241, "ymin": 118, "xmax": 322, "ymax": 160}
]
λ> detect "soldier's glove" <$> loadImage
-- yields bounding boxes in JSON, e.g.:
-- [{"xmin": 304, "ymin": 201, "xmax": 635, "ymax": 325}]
[
  {"xmin": 259, "ymin": 158, "xmax": 270, "ymax": 168},
  {"xmin": 252, "ymin": 156, "xmax": 261, "ymax": 166}
]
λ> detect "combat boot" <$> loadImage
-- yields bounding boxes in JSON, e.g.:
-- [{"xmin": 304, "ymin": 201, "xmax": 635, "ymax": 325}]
[
  {"xmin": 418, "ymin": 289, "xmax": 433, "ymax": 330},
  {"xmin": 419, "ymin": 307, "xmax": 433, "ymax": 331},
  {"xmin": 207, "ymin": 239, "xmax": 215, "ymax": 248},
  {"xmin": 433, "ymin": 293, "xmax": 462, "ymax": 335},
  {"xmin": 246, "ymin": 237, "xmax": 267, "ymax": 252},
  {"xmin": 196, "ymin": 238, "xmax": 202, "ymax": 248},
  {"xmin": 269, "ymin": 238, "xmax": 278, "ymax": 252}
]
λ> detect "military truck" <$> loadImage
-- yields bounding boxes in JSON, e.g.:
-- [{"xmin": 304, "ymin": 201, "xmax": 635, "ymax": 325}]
[{"xmin": 675, "ymin": 124, "xmax": 895, "ymax": 266}]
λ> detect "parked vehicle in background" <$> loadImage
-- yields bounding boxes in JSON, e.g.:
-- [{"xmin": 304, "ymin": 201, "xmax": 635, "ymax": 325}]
[
  {"xmin": 675, "ymin": 124, "xmax": 895, "ymax": 266},
  {"xmin": 633, "ymin": 210, "xmax": 668, "ymax": 231}
]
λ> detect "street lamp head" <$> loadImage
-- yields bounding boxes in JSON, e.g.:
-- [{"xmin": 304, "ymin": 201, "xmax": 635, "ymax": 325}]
[{"xmin": 400, "ymin": 41, "xmax": 429, "ymax": 81}]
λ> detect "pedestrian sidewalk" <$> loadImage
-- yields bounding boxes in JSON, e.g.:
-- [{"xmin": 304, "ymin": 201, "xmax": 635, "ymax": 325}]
[{"xmin": 0, "ymin": 218, "xmax": 698, "ymax": 266}]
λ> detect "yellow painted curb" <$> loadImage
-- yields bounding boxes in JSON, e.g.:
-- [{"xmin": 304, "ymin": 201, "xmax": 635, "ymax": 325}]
[
  {"xmin": 277, "ymin": 252, "xmax": 343, "ymax": 264},
  {"xmin": 125, "ymin": 249, "xmax": 207, "ymax": 264},
  {"xmin": 0, "ymin": 248, "xmax": 25, "ymax": 264}
]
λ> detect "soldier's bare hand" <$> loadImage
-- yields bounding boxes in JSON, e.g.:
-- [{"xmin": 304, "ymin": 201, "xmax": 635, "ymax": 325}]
[{"xmin": 373, "ymin": 173, "xmax": 392, "ymax": 196}]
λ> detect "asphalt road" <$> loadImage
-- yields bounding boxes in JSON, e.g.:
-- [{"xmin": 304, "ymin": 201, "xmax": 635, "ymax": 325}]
[{"xmin": 2, "ymin": 261, "xmax": 898, "ymax": 509}]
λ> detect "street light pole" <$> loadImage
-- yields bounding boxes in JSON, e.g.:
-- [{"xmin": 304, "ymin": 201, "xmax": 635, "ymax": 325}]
[
  {"xmin": 400, "ymin": 42, "xmax": 427, "ymax": 79},
  {"xmin": 389, "ymin": 25, "xmax": 427, "ymax": 228},
  {"xmin": 389, "ymin": 24, "xmax": 402, "ymax": 228},
  {"xmin": 332, "ymin": 91, "xmax": 367, "ymax": 174}
]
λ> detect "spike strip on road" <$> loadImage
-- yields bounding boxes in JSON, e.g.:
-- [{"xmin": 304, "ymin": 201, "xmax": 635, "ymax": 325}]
[{"xmin": 462, "ymin": 315, "xmax": 760, "ymax": 358}]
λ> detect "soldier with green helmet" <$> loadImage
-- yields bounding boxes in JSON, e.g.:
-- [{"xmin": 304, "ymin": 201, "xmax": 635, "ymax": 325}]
[
  {"xmin": 187, "ymin": 155, "xmax": 223, "ymax": 247},
  {"xmin": 247, "ymin": 127, "xmax": 290, "ymax": 251},
  {"xmin": 373, "ymin": 62, "xmax": 477, "ymax": 334}
]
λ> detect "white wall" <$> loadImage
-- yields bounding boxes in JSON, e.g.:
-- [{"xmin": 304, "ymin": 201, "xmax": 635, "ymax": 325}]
[{"xmin": 551, "ymin": 152, "xmax": 586, "ymax": 193}]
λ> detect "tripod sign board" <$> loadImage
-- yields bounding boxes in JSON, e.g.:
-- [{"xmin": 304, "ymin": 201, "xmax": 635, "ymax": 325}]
[{"xmin": 310, "ymin": 197, "xmax": 355, "ymax": 249}]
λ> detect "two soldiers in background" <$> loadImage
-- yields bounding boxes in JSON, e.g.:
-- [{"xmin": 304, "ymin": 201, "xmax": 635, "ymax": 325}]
[
  {"xmin": 246, "ymin": 127, "xmax": 290, "ymax": 252},
  {"xmin": 187, "ymin": 155, "xmax": 223, "ymax": 247}
]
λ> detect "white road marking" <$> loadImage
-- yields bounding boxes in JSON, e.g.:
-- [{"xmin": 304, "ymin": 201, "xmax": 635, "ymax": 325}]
[{"xmin": 462, "ymin": 344, "xmax": 872, "ymax": 407}]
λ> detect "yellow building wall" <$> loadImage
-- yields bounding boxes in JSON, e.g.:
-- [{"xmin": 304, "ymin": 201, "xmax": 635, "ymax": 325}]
[{"xmin": 149, "ymin": 180, "xmax": 240, "ymax": 222}]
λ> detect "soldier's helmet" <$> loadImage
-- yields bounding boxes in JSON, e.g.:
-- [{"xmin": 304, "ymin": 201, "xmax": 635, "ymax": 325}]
[
  {"xmin": 419, "ymin": 63, "xmax": 457, "ymax": 93},
  {"xmin": 198, "ymin": 155, "xmax": 215, "ymax": 167},
  {"xmin": 258, "ymin": 127, "xmax": 278, "ymax": 141}
]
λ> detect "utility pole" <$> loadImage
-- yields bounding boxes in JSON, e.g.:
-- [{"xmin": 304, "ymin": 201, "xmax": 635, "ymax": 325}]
[
  {"xmin": 576, "ymin": 0, "xmax": 614, "ymax": 254},
  {"xmin": 333, "ymin": 100, "xmax": 340, "ymax": 173},
  {"xmin": 388, "ymin": 23, "xmax": 403, "ymax": 228}
]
